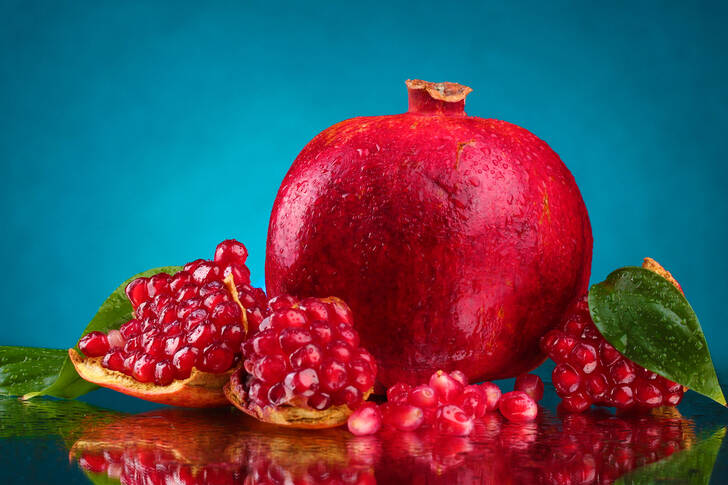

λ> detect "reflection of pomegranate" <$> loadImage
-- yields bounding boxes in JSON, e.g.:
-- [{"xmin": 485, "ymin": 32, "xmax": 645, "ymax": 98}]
[{"xmin": 266, "ymin": 79, "xmax": 592, "ymax": 386}]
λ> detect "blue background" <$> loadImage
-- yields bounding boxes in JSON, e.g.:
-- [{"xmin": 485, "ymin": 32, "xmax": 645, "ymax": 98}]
[{"xmin": 2, "ymin": 1, "xmax": 727, "ymax": 373}]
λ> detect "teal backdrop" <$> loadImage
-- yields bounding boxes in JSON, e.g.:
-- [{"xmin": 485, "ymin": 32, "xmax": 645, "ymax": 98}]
[{"xmin": 2, "ymin": 1, "xmax": 727, "ymax": 374}]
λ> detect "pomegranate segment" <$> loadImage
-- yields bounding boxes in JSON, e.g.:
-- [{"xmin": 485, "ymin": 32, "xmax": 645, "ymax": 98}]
[
  {"xmin": 543, "ymin": 295, "xmax": 684, "ymax": 412},
  {"xmin": 225, "ymin": 296, "xmax": 377, "ymax": 429},
  {"xmin": 71, "ymin": 240, "xmax": 268, "ymax": 407}
]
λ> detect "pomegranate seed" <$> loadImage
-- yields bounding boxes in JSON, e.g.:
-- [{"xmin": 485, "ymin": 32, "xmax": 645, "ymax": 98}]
[
  {"xmin": 347, "ymin": 402, "xmax": 382, "ymax": 436},
  {"xmin": 290, "ymin": 343, "xmax": 323, "ymax": 370},
  {"xmin": 123, "ymin": 336, "xmax": 141, "ymax": 354},
  {"xmin": 120, "ymin": 319, "xmax": 141, "ymax": 339},
  {"xmin": 283, "ymin": 369, "xmax": 319, "ymax": 396},
  {"xmin": 254, "ymin": 355, "xmax": 288, "ymax": 383},
  {"xmin": 198, "ymin": 280, "xmax": 224, "ymax": 298},
  {"xmin": 384, "ymin": 403, "xmax": 424, "ymax": 431},
  {"xmin": 162, "ymin": 321, "xmax": 183, "ymax": 337},
  {"xmin": 154, "ymin": 361, "xmax": 174, "ymax": 386},
  {"xmin": 429, "ymin": 370, "xmax": 464, "ymax": 404},
  {"xmin": 220, "ymin": 324, "xmax": 244, "ymax": 349},
  {"xmin": 329, "ymin": 299, "xmax": 354, "ymax": 325},
  {"xmin": 610, "ymin": 360, "xmax": 637, "ymax": 385},
  {"xmin": 248, "ymin": 380, "xmax": 270, "ymax": 405},
  {"xmin": 252, "ymin": 329, "xmax": 282, "ymax": 356},
  {"xmin": 172, "ymin": 346, "xmax": 198, "ymax": 379},
  {"xmin": 553, "ymin": 364, "xmax": 581, "ymax": 396},
  {"xmin": 436, "ymin": 404, "xmax": 474, "ymax": 436},
  {"xmin": 551, "ymin": 334, "xmax": 578, "ymax": 361},
  {"xmin": 268, "ymin": 294, "xmax": 297, "ymax": 311},
  {"xmin": 336, "ymin": 323, "xmax": 360, "ymax": 348},
  {"xmin": 336, "ymin": 385, "xmax": 362, "ymax": 407},
  {"xmin": 186, "ymin": 322, "xmax": 218, "ymax": 349},
  {"xmin": 272, "ymin": 308, "xmax": 308, "ymax": 328},
  {"xmin": 143, "ymin": 336, "xmax": 166, "ymax": 359},
  {"xmin": 319, "ymin": 360, "xmax": 347, "ymax": 393},
  {"xmin": 132, "ymin": 354, "xmax": 156, "ymax": 383},
  {"xmin": 169, "ymin": 271, "xmax": 191, "ymax": 293},
  {"xmin": 122, "ymin": 352, "xmax": 138, "ymax": 375},
  {"xmin": 175, "ymin": 285, "xmax": 199, "ymax": 302},
  {"xmin": 479, "ymin": 382, "xmax": 502, "ymax": 411},
  {"xmin": 211, "ymin": 301, "xmax": 241, "ymax": 326},
  {"xmin": 183, "ymin": 308, "xmax": 209, "ymax": 331},
  {"xmin": 221, "ymin": 263, "xmax": 250, "ymax": 284},
  {"xmin": 267, "ymin": 383, "xmax": 289, "ymax": 406},
  {"xmin": 163, "ymin": 335, "xmax": 183, "ymax": 357},
  {"xmin": 78, "ymin": 331, "xmax": 110, "ymax": 357},
  {"xmin": 308, "ymin": 393, "xmax": 332, "ymax": 410},
  {"xmin": 310, "ymin": 321, "xmax": 334, "ymax": 346},
  {"xmin": 449, "ymin": 370, "xmax": 468, "ymax": 386},
  {"xmin": 198, "ymin": 344, "xmax": 234, "ymax": 373},
  {"xmin": 302, "ymin": 300, "xmax": 330, "ymax": 321},
  {"xmin": 664, "ymin": 380, "xmax": 682, "ymax": 393},
  {"xmin": 635, "ymin": 381, "xmax": 663, "ymax": 407},
  {"xmin": 177, "ymin": 298, "xmax": 202, "ymax": 321},
  {"xmin": 460, "ymin": 385, "xmax": 487, "ymax": 418},
  {"xmin": 125, "ymin": 278, "xmax": 149, "ymax": 307},
  {"xmin": 327, "ymin": 340, "xmax": 353, "ymax": 362},
  {"xmin": 514, "ymin": 374, "xmax": 544, "ymax": 401},
  {"xmin": 387, "ymin": 382, "xmax": 411, "ymax": 404},
  {"xmin": 610, "ymin": 385, "xmax": 635, "ymax": 408},
  {"xmin": 569, "ymin": 343, "xmax": 598, "ymax": 374},
  {"xmin": 499, "ymin": 391, "xmax": 538, "ymax": 422},
  {"xmin": 146, "ymin": 274, "xmax": 171, "ymax": 299},
  {"xmin": 278, "ymin": 327, "xmax": 313, "ymax": 354},
  {"xmin": 409, "ymin": 385, "xmax": 438, "ymax": 408},
  {"xmin": 585, "ymin": 372, "xmax": 609, "ymax": 400},
  {"xmin": 102, "ymin": 351, "xmax": 125, "ymax": 372},
  {"xmin": 135, "ymin": 301, "xmax": 153, "ymax": 319},
  {"xmin": 214, "ymin": 239, "xmax": 248, "ymax": 265},
  {"xmin": 106, "ymin": 329, "xmax": 124, "ymax": 349}
]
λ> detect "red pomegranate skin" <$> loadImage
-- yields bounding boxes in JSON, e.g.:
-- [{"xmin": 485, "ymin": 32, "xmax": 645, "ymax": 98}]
[{"xmin": 266, "ymin": 80, "xmax": 592, "ymax": 387}]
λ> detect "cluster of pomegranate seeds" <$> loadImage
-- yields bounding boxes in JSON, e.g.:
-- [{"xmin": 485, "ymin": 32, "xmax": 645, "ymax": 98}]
[
  {"xmin": 348, "ymin": 371, "xmax": 542, "ymax": 437},
  {"xmin": 239, "ymin": 296, "xmax": 376, "ymax": 411},
  {"xmin": 541, "ymin": 295, "xmax": 684, "ymax": 412},
  {"xmin": 77, "ymin": 239, "xmax": 268, "ymax": 386}
]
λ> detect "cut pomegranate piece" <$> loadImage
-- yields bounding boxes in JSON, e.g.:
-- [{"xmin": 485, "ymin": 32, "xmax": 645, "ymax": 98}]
[
  {"xmin": 542, "ymin": 259, "xmax": 685, "ymax": 413},
  {"xmin": 70, "ymin": 239, "xmax": 266, "ymax": 407},
  {"xmin": 224, "ymin": 296, "xmax": 376, "ymax": 429}
]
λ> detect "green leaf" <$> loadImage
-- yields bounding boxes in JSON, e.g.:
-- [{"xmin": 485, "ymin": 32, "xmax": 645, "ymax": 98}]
[
  {"xmin": 589, "ymin": 266, "xmax": 726, "ymax": 406},
  {"xmin": 616, "ymin": 426, "xmax": 726, "ymax": 485},
  {"xmin": 0, "ymin": 266, "xmax": 181, "ymax": 400}
]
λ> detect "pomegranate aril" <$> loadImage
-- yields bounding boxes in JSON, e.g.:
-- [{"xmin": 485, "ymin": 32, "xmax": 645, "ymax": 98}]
[
  {"xmin": 610, "ymin": 385, "xmax": 635, "ymax": 408},
  {"xmin": 329, "ymin": 299, "xmax": 354, "ymax": 325},
  {"xmin": 220, "ymin": 324, "xmax": 244, "ymax": 349},
  {"xmin": 290, "ymin": 343, "xmax": 322, "ymax": 370},
  {"xmin": 479, "ymin": 381, "xmax": 502, "ymax": 411},
  {"xmin": 551, "ymin": 334, "xmax": 578, "ymax": 361},
  {"xmin": 310, "ymin": 321, "xmax": 334, "ymax": 346},
  {"xmin": 665, "ymin": 392, "xmax": 683, "ymax": 406},
  {"xmin": 319, "ymin": 360, "xmax": 348, "ymax": 393},
  {"xmin": 163, "ymin": 336, "xmax": 183, "ymax": 357},
  {"xmin": 308, "ymin": 392, "xmax": 332, "ymax": 410},
  {"xmin": 214, "ymin": 239, "xmax": 248, "ymax": 265},
  {"xmin": 190, "ymin": 263, "xmax": 220, "ymax": 285},
  {"xmin": 79, "ymin": 331, "xmax": 110, "ymax": 357},
  {"xmin": 146, "ymin": 274, "xmax": 171, "ymax": 299},
  {"xmin": 132, "ymin": 354, "xmax": 156, "ymax": 383},
  {"xmin": 211, "ymin": 301, "xmax": 241, "ymax": 326},
  {"xmin": 162, "ymin": 321, "xmax": 182, "ymax": 337},
  {"xmin": 198, "ymin": 344, "xmax": 234, "ymax": 373},
  {"xmin": 635, "ymin": 381, "xmax": 663, "ymax": 407},
  {"xmin": 278, "ymin": 327, "xmax": 313, "ymax": 354},
  {"xmin": 123, "ymin": 352, "xmax": 138, "ymax": 375},
  {"xmin": 449, "ymin": 370, "xmax": 468, "ymax": 386},
  {"xmin": 327, "ymin": 340, "xmax": 353, "ymax": 362},
  {"xmin": 664, "ymin": 380, "xmax": 682, "ymax": 394},
  {"xmin": 460, "ymin": 385, "xmax": 487, "ymax": 418},
  {"xmin": 254, "ymin": 355, "xmax": 288, "ymax": 383},
  {"xmin": 125, "ymin": 278, "xmax": 149, "ymax": 308},
  {"xmin": 347, "ymin": 402, "xmax": 382, "ymax": 436},
  {"xmin": 169, "ymin": 271, "xmax": 191, "ymax": 293},
  {"xmin": 177, "ymin": 298, "xmax": 202, "ymax": 321},
  {"xmin": 154, "ymin": 361, "xmax": 174, "ymax": 386},
  {"xmin": 120, "ymin": 319, "xmax": 142, "ymax": 339},
  {"xmin": 102, "ymin": 351, "xmax": 125, "ymax": 372},
  {"xmin": 175, "ymin": 285, "xmax": 198, "ymax": 302},
  {"xmin": 585, "ymin": 373, "xmax": 609, "ymax": 400},
  {"xmin": 251, "ymin": 330, "xmax": 282, "ymax": 356},
  {"xmin": 335, "ymin": 385, "xmax": 362, "ymax": 408},
  {"xmin": 553, "ymin": 363, "xmax": 581, "ymax": 396},
  {"xmin": 560, "ymin": 391, "xmax": 591, "ymax": 413},
  {"xmin": 302, "ymin": 300, "xmax": 330, "ymax": 321},
  {"xmin": 268, "ymin": 294, "xmax": 297, "ymax": 311},
  {"xmin": 284, "ymin": 369, "xmax": 319, "ymax": 396},
  {"xmin": 248, "ymin": 379, "xmax": 270, "ymax": 405},
  {"xmin": 610, "ymin": 360, "xmax": 637, "ymax": 385},
  {"xmin": 222, "ymin": 263, "xmax": 251, "ymax": 284},
  {"xmin": 600, "ymin": 340, "xmax": 622, "ymax": 366},
  {"xmin": 408, "ymin": 385, "xmax": 437, "ymax": 408},
  {"xmin": 569, "ymin": 343, "xmax": 598, "ymax": 374},
  {"xmin": 336, "ymin": 323, "xmax": 360, "ymax": 348},
  {"xmin": 135, "ymin": 301, "xmax": 153, "ymax": 319},
  {"xmin": 185, "ymin": 322, "xmax": 217, "ymax": 349},
  {"xmin": 172, "ymin": 347, "xmax": 198, "ymax": 379},
  {"xmin": 429, "ymin": 370, "xmax": 464, "ymax": 404},
  {"xmin": 143, "ymin": 336, "xmax": 166, "ymax": 359},
  {"xmin": 347, "ymin": 360, "xmax": 374, "ymax": 393},
  {"xmin": 267, "ymin": 383, "xmax": 289, "ymax": 406},
  {"xmin": 499, "ymin": 391, "xmax": 538, "ymax": 422},
  {"xmin": 123, "ymin": 336, "xmax": 141, "ymax": 353},
  {"xmin": 514, "ymin": 374, "xmax": 544, "ymax": 401},
  {"xmin": 436, "ymin": 404, "xmax": 474, "ymax": 436},
  {"xmin": 387, "ymin": 382, "xmax": 411, "ymax": 404},
  {"xmin": 272, "ymin": 308, "xmax": 308, "ymax": 328},
  {"xmin": 384, "ymin": 403, "xmax": 424, "ymax": 431}
]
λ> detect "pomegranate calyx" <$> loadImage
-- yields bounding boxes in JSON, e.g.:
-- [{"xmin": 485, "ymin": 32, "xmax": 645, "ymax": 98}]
[{"xmin": 69, "ymin": 349, "xmax": 232, "ymax": 407}]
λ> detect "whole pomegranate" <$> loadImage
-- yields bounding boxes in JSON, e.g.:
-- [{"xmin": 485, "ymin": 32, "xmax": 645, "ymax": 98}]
[{"xmin": 266, "ymin": 79, "xmax": 592, "ymax": 386}]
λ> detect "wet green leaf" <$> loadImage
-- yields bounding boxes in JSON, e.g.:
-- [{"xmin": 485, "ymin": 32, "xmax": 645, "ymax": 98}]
[
  {"xmin": 0, "ymin": 266, "xmax": 181, "ymax": 400},
  {"xmin": 589, "ymin": 266, "xmax": 726, "ymax": 406}
]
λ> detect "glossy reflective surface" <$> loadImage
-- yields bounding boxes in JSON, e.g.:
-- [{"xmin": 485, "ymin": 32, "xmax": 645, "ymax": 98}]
[{"xmin": 2, "ymin": 380, "xmax": 727, "ymax": 484}]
